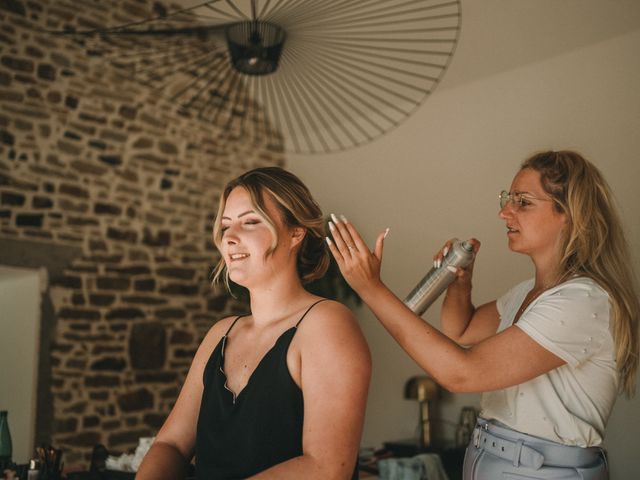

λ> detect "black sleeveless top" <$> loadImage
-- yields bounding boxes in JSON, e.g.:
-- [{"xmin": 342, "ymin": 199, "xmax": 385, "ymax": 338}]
[{"xmin": 195, "ymin": 300, "xmax": 359, "ymax": 479}]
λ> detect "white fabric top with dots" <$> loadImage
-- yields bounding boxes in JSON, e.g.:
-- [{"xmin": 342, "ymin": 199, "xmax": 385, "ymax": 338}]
[{"xmin": 480, "ymin": 276, "xmax": 617, "ymax": 447}]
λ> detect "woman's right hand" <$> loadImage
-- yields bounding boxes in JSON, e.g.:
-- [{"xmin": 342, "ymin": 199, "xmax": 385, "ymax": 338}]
[
  {"xmin": 326, "ymin": 214, "xmax": 388, "ymax": 296},
  {"xmin": 434, "ymin": 238, "xmax": 481, "ymax": 295}
]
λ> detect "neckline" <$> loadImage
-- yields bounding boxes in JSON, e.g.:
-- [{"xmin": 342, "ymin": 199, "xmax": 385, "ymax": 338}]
[{"xmin": 219, "ymin": 326, "xmax": 297, "ymax": 405}]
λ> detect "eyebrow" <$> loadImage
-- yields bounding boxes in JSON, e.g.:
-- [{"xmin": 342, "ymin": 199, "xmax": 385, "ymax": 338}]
[{"xmin": 221, "ymin": 210, "xmax": 256, "ymax": 220}]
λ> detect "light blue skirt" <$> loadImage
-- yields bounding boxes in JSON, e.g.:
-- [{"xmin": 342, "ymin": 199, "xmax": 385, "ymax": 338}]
[{"xmin": 463, "ymin": 418, "xmax": 608, "ymax": 480}]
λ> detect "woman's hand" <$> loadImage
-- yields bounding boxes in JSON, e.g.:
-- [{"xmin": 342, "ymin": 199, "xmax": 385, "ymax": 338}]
[
  {"xmin": 434, "ymin": 237, "xmax": 481, "ymax": 295},
  {"xmin": 325, "ymin": 214, "xmax": 389, "ymax": 295}
]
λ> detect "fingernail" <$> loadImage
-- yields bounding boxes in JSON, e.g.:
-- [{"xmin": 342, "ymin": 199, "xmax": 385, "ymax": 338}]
[
  {"xmin": 328, "ymin": 221, "xmax": 335, "ymax": 231},
  {"xmin": 326, "ymin": 237, "xmax": 333, "ymax": 246},
  {"xmin": 433, "ymin": 260, "xmax": 437, "ymax": 269},
  {"xmin": 384, "ymin": 228, "xmax": 390, "ymax": 238},
  {"xmin": 443, "ymin": 246, "xmax": 449, "ymax": 257},
  {"xmin": 436, "ymin": 259, "xmax": 442, "ymax": 269},
  {"xmin": 330, "ymin": 213, "xmax": 339, "ymax": 224},
  {"xmin": 446, "ymin": 265, "xmax": 457, "ymax": 273},
  {"xmin": 340, "ymin": 214, "xmax": 348, "ymax": 223}
]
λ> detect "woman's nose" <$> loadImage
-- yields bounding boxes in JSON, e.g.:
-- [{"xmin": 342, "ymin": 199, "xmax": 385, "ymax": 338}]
[
  {"xmin": 223, "ymin": 225, "xmax": 239, "ymax": 244},
  {"xmin": 498, "ymin": 203, "xmax": 513, "ymax": 219}
]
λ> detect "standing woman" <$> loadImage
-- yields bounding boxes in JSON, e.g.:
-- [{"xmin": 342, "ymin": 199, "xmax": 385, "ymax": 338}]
[
  {"xmin": 137, "ymin": 167, "xmax": 371, "ymax": 479},
  {"xmin": 327, "ymin": 151, "xmax": 638, "ymax": 479}
]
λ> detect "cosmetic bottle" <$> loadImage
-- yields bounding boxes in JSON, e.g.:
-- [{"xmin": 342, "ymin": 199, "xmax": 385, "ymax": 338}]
[
  {"xmin": 0, "ymin": 410, "xmax": 12, "ymax": 471},
  {"xmin": 403, "ymin": 239, "xmax": 474, "ymax": 316}
]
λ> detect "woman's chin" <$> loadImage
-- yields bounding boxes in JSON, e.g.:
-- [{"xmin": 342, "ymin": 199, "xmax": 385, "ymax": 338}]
[{"xmin": 228, "ymin": 271, "xmax": 249, "ymax": 287}]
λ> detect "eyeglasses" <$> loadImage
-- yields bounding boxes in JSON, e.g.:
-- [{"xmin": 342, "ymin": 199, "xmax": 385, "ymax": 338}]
[{"xmin": 499, "ymin": 190, "xmax": 552, "ymax": 210}]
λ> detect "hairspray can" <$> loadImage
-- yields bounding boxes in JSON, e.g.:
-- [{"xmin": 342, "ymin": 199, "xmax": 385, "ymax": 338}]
[{"xmin": 403, "ymin": 239, "xmax": 475, "ymax": 316}]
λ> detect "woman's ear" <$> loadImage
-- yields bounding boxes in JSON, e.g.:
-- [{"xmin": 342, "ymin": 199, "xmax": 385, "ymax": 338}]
[{"xmin": 290, "ymin": 227, "xmax": 306, "ymax": 249}]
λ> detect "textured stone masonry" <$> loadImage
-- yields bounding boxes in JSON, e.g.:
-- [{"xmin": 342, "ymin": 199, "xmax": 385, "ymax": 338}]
[{"xmin": 0, "ymin": 0, "xmax": 284, "ymax": 465}]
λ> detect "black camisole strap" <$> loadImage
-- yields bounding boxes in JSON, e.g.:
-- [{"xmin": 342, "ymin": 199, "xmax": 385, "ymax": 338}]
[
  {"xmin": 224, "ymin": 300, "xmax": 327, "ymax": 336},
  {"xmin": 295, "ymin": 299, "xmax": 329, "ymax": 328},
  {"xmin": 224, "ymin": 314, "xmax": 247, "ymax": 336}
]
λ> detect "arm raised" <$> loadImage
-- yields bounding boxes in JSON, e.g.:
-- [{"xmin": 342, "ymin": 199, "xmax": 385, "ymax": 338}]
[{"xmin": 327, "ymin": 218, "xmax": 563, "ymax": 393}]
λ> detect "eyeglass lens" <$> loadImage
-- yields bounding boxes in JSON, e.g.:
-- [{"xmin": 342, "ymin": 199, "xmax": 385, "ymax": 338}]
[{"xmin": 499, "ymin": 190, "xmax": 522, "ymax": 209}]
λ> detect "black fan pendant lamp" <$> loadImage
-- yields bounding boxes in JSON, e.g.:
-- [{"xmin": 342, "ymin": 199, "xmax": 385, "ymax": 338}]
[{"xmin": 54, "ymin": 0, "xmax": 462, "ymax": 154}]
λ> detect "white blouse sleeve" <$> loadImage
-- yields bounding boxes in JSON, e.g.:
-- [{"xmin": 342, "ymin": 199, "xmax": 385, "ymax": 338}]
[{"xmin": 515, "ymin": 278, "xmax": 610, "ymax": 367}]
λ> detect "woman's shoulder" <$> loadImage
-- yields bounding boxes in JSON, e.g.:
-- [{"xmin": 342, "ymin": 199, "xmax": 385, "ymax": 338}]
[
  {"xmin": 302, "ymin": 298, "xmax": 356, "ymax": 322},
  {"xmin": 295, "ymin": 298, "xmax": 362, "ymax": 339},
  {"xmin": 547, "ymin": 276, "xmax": 609, "ymax": 300},
  {"xmin": 295, "ymin": 298, "xmax": 371, "ymax": 367}
]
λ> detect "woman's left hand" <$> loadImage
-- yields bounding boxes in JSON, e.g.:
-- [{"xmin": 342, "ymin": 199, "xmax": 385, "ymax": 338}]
[{"xmin": 326, "ymin": 214, "xmax": 388, "ymax": 295}]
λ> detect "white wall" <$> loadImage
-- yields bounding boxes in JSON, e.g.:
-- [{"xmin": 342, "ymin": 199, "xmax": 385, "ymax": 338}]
[
  {"xmin": 287, "ymin": 1, "xmax": 640, "ymax": 477},
  {"xmin": 0, "ymin": 267, "xmax": 43, "ymax": 464}
]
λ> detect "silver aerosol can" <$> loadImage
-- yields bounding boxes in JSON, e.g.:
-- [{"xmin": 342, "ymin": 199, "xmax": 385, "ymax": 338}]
[{"xmin": 403, "ymin": 239, "xmax": 475, "ymax": 316}]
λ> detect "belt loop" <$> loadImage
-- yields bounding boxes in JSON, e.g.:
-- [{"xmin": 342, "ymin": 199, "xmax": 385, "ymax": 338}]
[
  {"xmin": 513, "ymin": 439, "xmax": 524, "ymax": 467},
  {"xmin": 473, "ymin": 427, "xmax": 480, "ymax": 448}
]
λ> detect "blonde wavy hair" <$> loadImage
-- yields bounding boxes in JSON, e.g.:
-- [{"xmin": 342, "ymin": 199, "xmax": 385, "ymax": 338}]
[
  {"xmin": 211, "ymin": 166, "xmax": 329, "ymax": 288},
  {"xmin": 522, "ymin": 150, "xmax": 639, "ymax": 397}
]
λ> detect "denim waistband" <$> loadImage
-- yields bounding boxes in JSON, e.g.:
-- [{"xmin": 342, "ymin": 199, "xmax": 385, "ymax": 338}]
[{"xmin": 473, "ymin": 419, "xmax": 604, "ymax": 470}]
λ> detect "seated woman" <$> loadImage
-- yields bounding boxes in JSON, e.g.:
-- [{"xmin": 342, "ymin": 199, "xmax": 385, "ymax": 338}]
[{"xmin": 137, "ymin": 166, "xmax": 371, "ymax": 480}]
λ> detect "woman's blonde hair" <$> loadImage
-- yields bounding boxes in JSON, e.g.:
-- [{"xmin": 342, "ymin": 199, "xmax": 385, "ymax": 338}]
[
  {"xmin": 522, "ymin": 150, "xmax": 639, "ymax": 396},
  {"xmin": 211, "ymin": 166, "xmax": 329, "ymax": 287}
]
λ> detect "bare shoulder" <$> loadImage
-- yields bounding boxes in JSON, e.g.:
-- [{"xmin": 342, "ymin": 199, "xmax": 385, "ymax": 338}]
[
  {"xmin": 298, "ymin": 299, "xmax": 359, "ymax": 332},
  {"xmin": 296, "ymin": 299, "xmax": 369, "ymax": 358}
]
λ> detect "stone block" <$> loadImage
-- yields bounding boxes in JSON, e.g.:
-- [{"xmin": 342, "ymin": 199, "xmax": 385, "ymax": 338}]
[
  {"xmin": 58, "ymin": 308, "xmax": 99, "ymax": 320},
  {"xmin": 135, "ymin": 372, "xmax": 177, "ymax": 383},
  {"xmin": 16, "ymin": 213, "xmax": 44, "ymax": 227},
  {"xmin": 98, "ymin": 154, "xmax": 122, "ymax": 166},
  {"xmin": 143, "ymin": 413, "xmax": 165, "ymax": 429},
  {"xmin": 155, "ymin": 308, "xmax": 186, "ymax": 319},
  {"xmin": 94, "ymin": 202, "xmax": 121, "ymax": 215},
  {"xmin": 51, "ymin": 275, "xmax": 82, "ymax": 289},
  {"xmin": 0, "ymin": 129, "xmax": 14, "ymax": 145},
  {"xmin": 54, "ymin": 417, "xmax": 78, "ymax": 434},
  {"xmin": 129, "ymin": 322, "xmax": 166, "ymax": 369},
  {"xmin": 106, "ymin": 308, "xmax": 145, "ymax": 320},
  {"xmin": 1, "ymin": 191, "xmax": 24, "ymax": 205},
  {"xmin": 119, "ymin": 105, "xmax": 137, "ymax": 119},
  {"xmin": 37, "ymin": 63, "xmax": 56, "ymax": 80},
  {"xmin": 121, "ymin": 295, "xmax": 165, "ymax": 305},
  {"xmin": 32, "ymin": 195, "xmax": 53, "ymax": 208},
  {"xmin": 159, "ymin": 283, "xmax": 199, "ymax": 296},
  {"xmin": 59, "ymin": 183, "xmax": 89, "ymax": 199},
  {"xmin": 117, "ymin": 388, "xmax": 153, "ymax": 413},
  {"xmin": 1, "ymin": 55, "xmax": 33, "ymax": 72},
  {"xmin": 107, "ymin": 226, "xmax": 137, "ymax": 243},
  {"xmin": 91, "ymin": 356, "xmax": 126, "ymax": 371},
  {"xmin": 106, "ymin": 265, "xmax": 150, "ymax": 276},
  {"xmin": 157, "ymin": 267, "xmax": 195, "ymax": 280},
  {"xmin": 96, "ymin": 276, "xmax": 130, "ymax": 291},
  {"xmin": 83, "ymin": 416, "xmax": 100, "ymax": 428},
  {"xmin": 71, "ymin": 293, "xmax": 85, "ymax": 306},
  {"xmin": 85, "ymin": 374, "xmax": 120, "ymax": 388},
  {"xmin": 169, "ymin": 329, "xmax": 193, "ymax": 344}
]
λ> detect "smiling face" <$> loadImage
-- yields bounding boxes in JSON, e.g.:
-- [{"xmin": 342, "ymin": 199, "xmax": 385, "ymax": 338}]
[
  {"xmin": 218, "ymin": 186, "xmax": 297, "ymax": 288},
  {"xmin": 499, "ymin": 168, "xmax": 567, "ymax": 263}
]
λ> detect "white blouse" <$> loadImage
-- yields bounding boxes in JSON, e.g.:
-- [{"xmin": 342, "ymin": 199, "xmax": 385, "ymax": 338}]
[{"xmin": 480, "ymin": 276, "xmax": 618, "ymax": 447}]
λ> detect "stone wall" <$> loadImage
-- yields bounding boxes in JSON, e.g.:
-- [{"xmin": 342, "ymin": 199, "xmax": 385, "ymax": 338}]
[{"xmin": 0, "ymin": 0, "xmax": 283, "ymax": 465}]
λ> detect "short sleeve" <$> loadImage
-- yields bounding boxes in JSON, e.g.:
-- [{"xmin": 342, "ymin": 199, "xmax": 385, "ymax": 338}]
[{"xmin": 516, "ymin": 278, "xmax": 610, "ymax": 367}]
